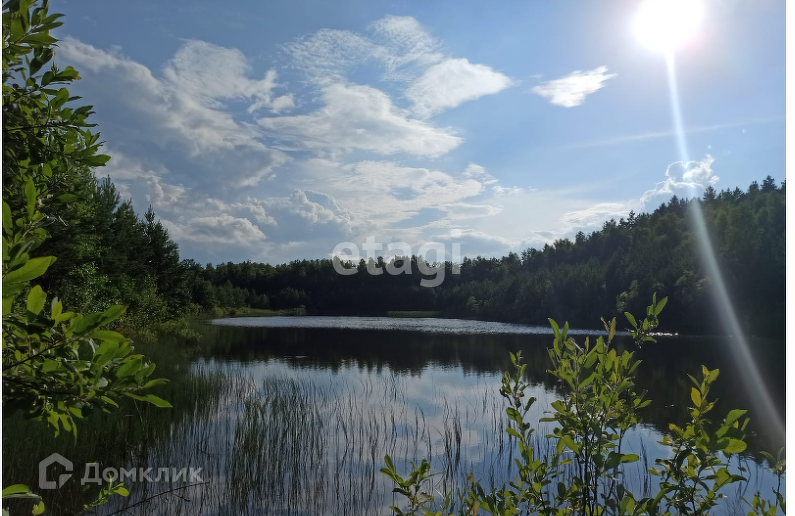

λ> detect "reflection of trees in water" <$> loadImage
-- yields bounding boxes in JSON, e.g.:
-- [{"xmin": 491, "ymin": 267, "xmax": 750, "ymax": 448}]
[
  {"xmin": 3, "ymin": 325, "xmax": 784, "ymax": 514},
  {"xmin": 195, "ymin": 323, "xmax": 785, "ymax": 456}
]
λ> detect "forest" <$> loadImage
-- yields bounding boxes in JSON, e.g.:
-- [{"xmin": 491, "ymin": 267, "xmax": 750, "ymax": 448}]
[{"xmin": 37, "ymin": 172, "xmax": 785, "ymax": 338}]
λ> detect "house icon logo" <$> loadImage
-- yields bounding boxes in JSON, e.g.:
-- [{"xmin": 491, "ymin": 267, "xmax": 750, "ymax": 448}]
[{"xmin": 39, "ymin": 453, "xmax": 73, "ymax": 489}]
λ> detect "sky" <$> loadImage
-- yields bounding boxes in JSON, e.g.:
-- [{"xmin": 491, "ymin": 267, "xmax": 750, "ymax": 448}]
[{"xmin": 53, "ymin": 0, "xmax": 785, "ymax": 265}]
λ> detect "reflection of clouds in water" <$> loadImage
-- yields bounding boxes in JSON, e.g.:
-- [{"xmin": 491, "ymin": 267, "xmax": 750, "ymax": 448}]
[{"xmin": 170, "ymin": 343, "xmax": 780, "ymax": 516}]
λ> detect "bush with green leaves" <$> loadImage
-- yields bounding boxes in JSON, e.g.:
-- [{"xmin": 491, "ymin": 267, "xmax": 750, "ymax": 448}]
[
  {"xmin": 3, "ymin": 0, "xmax": 170, "ymax": 513},
  {"xmin": 382, "ymin": 296, "xmax": 785, "ymax": 516}
]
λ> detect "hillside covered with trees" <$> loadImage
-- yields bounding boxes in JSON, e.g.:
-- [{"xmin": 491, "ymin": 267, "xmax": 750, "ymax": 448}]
[
  {"xmin": 36, "ymin": 164, "xmax": 784, "ymax": 338},
  {"xmin": 179, "ymin": 178, "xmax": 785, "ymax": 338}
]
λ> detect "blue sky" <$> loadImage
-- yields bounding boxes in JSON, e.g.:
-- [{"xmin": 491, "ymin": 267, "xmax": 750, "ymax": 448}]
[{"xmin": 54, "ymin": 0, "xmax": 785, "ymax": 264}]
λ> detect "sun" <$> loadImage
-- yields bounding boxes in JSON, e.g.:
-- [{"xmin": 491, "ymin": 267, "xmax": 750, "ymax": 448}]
[{"xmin": 634, "ymin": 0, "xmax": 704, "ymax": 54}]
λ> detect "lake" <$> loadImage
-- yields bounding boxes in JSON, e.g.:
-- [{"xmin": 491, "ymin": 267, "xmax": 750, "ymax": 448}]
[{"xmin": 2, "ymin": 316, "xmax": 786, "ymax": 515}]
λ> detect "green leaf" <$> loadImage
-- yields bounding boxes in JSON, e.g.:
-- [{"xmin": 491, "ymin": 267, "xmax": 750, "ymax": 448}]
[
  {"xmin": 101, "ymin": 304, "xmax": 127, "ymax": 323},
  {"xmin": 723, "ymin": 438, "xmax": 747, "ymax": 454},
  {"xmin": 116, "ymin": 358, "xmax": 142, "ymax": 378},
  {"xmin": 100, "ymin": 396, "xmax": 119, "ymax": 408},
  {"xmin": 2, "ymin": 484, "xmax": 30, "ymax": 496},
  {"xmin": 505, "ymin": 427, "xmax": 521, "ymax": 439},
  {"xmin": 92, "ymin": 330, "xmax": 127, "ymax": 343},
  {"xmin": 625, "ymin": 312, "xmax": 637, "ymax": 329},
  {"xmin": 26, "ymin": 285, "xmax": 46, "ymax": 314},
  {"xmin": 3, "ymin": 256, "xmax": 55, "ymax": 285},
  {"xmin": 71, "ymin": 312, "xmax": 105, "ymax": 335},
  {"xmin": 654, "ymin": 297, "xmax": 668, "ymax": 316},
  {"xmin": 724, "ymin": 409, "xmax": 747, "ymax": 428},
  {"xmin": 690, "ymin": 387, "xmax": 702, "ymax": 407},
  {"xmin": 548, "ymin": 318, "xmax": 560, "ymax": 337},
  {"xmin": 146, "ymin": 394, "xmax": 171, "ymax": 408},
  {"xmin": 125, "ymin": 393, "xmax": 171, "ymax": 408},
  {"xmin": 55, "ymin": 194, "xmax": 78, "ymax": 203},
  {"xmin": 620, "ymin": 495, "xmax": 635, "ymax": 515},
  {"xmin": 142, "ymin": 378, "xmax": 168, "ymax": 389}
]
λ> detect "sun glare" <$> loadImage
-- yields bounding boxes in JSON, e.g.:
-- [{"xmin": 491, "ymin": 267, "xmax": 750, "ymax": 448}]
[{"xmin": 634, "ymin": 0, "xmax": 704, "ymax": 53}]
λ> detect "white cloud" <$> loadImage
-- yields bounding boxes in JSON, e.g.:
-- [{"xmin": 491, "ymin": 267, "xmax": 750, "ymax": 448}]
[
  {"xmin": 641, "ymin": 154, "xmax": 718, "ymax": 207},
  {"xmin": 560, "ymin": 203, "xmax": 630, "ymax": 231},
  {"xmin": 406, "ymin": 58, "xmax": 513, "ymax": 118},
  {"xmin": 369, "ymin": 15, "xmax": 444, "ymax": 78},
  {"xmin": 461, "ymin": 163, "xmax": 497, "ymax": 184},
  {"xmin": 283, "ymin": 29, "xmax": 384, "ymax": 85},
  {"xmin": 492, "ymin": 185, "xmax": 523, "ymax": 196},
  {"xmin": 284, "ymin": 15, "xmax": 444, "ymax": 85},
  {"xmin": 265, "ymin": 190, "xmax": 355, "ymax": 226},
  {"xmin": 102, "ymin": 150, "xmax": 186, "ymax": 206},
  {"xmin": 163, "ymin": 40, "xmax": 294, "ymax": 114},
  {"xmin": 301, "ymin": 160, "xmax": 491, "ymax": 226},
  {"xmin": 443, "ymin": 203, "xmax": 503, "ymax": 220},
  {"xmin": 229, "ymin": 199, "xmax": 277, "ymax": 225},
  {"xmin": 52, "ymin": 18, "xmax": 536, "ymax": 263},
  {"xmin": 258, "ymin": 83, "xmax": 461, "ymax": 157},
  {"xmin": 265, "ymin": 16, "xmax": 515, "ymax": 160},
  {"xmin": 530, "ymin": 66, "xmax": 616, "ymax": 107},
  {"xmin": 284, "ymin": 15, "xmax": 511, "ymax": 118},
  {"xmin": 58, "ymin": 38, "xmax": 290, "ymax": 187},
  {"xmin": 166, "ymin": 214, "xmax": 267, "ymax": 245}
]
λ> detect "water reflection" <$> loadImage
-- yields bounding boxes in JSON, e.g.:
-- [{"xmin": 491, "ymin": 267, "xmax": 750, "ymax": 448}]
[
  {"xmin": 2, "ymin": 316, "xmax": 785, "ymax": 515},
  {"xmin": 204, "ymin": 316, "xmax": 785, "ymax": 456}
]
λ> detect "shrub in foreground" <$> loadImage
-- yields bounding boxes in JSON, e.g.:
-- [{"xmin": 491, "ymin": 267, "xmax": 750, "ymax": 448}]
[{"xmin": 383, "ymin": 296, "xmax": 786, "ymax": 516}]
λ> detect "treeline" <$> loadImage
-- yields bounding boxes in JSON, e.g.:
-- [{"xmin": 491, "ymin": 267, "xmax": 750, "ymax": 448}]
[
  {"xmin": 38, "ymin": 171, "xmax": 784, "ymax": 338},
  {"xmin": 181, "ymin": 178, "xmax": 785, "ymax": 338}
]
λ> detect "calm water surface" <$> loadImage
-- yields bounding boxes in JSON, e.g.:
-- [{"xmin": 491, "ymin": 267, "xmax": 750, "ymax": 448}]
[{"xmin": 3, "ymin": 316, "xmax": 785, "ymax": 515}]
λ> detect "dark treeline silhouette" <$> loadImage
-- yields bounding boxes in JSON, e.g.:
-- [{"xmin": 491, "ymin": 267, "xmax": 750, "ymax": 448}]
[
  {"xmin": 38, "ymin": 171, "xmax": 784, "ymax": 338},
  {"xmin": 182, "ymin": 177, "xmax": 785, "ymax": 338}
]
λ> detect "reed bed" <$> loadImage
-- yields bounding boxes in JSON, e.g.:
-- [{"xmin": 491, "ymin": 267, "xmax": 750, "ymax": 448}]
[{"xmin": 3, "ymin": 358, "xmax": 777, "ymax": 516}]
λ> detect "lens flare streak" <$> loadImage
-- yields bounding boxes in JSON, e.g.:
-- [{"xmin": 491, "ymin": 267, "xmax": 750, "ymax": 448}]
[{"xmin": 664, "ymin": 54, "xmax": 784, "ymax": 444}]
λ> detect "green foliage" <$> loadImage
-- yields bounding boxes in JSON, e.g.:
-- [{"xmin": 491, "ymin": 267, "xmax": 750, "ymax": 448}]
[
  {"xmin": 382, "ymin": 295, "xmax": 786, "ymax": 516},
  {"xmin": 2, "ymin": 0, "xmax": 170, "ymax": 512},
  {"xmin": 4, "ymin": 1, "xmax": 189, "ymax": 330},
  {"xmin": 38, "ymin": 177, "xmax": 190, "ymax": 330}
]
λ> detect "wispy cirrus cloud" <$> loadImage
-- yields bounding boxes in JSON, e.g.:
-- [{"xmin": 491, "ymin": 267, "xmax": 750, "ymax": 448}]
[
  {"xmin": 530, "ymin": 66, "xmax": 616, "ymax": 107},
  {"xmin": 555, "ymin": 117, "xmax": 782, "ymax": 151},
  {"xmin": 282, "ymin": 15, "xmax": 513, "ymax": 120}
]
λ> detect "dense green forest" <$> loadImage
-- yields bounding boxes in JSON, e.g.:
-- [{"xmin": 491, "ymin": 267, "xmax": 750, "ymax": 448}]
[{"xmin": 39, "ymin": 169, "xmax": 785, "ymax": 338}]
